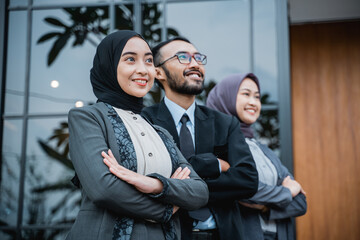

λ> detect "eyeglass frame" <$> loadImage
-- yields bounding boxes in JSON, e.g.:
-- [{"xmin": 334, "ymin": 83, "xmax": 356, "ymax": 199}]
[{"xmin": 156, "ymin": 51, "xmax": 207, "ymax": 67}]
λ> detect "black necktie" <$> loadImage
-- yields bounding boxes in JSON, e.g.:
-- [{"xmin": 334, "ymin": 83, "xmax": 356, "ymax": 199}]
[
  {"xmin": 179, "ymin": 114, "xmax": 212, "ymax": 221},
  {"xmin": 179, "ymin": 114, "xmax": 195, "ymax": 159}
]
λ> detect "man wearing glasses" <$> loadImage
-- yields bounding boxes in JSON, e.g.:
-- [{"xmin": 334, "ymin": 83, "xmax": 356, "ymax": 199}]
[{"xmin": 142, "ymin": 37, "xmax": 258, "ymax": 240}]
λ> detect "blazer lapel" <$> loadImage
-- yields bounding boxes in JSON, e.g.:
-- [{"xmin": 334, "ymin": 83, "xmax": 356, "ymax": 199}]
[
  {"xmin": 156, "ymin": 100, "xmax": 180, "ymax": 148},
  {"xmin": 194, "ymin": 105, "xmax": 214, "ymax": 154}
]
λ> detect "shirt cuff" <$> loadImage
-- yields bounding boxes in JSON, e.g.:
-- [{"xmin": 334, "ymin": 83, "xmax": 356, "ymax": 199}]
[
  {"xmin": 162, "ymin": 204, "xmax": 174, "ymax": 223},
  {"xmin": 217, "ymin": 159, "xmax": 222, "ymax": 173},
  {"xmin": 147, "ymin": 173, "xmax": 169, "ymax": 199}
]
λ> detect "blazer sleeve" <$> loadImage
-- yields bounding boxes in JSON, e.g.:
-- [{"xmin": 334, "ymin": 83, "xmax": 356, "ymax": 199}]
[
  {"xmin": 205, "ymin": 117, "xmax": 258, "ymax": 203},
  {"xmin": 268, "ymin": 193, "xmax": 307, "ymax": 220},
  {"xmin": 187, "ymin": 153, "xmax": 221, "ymax": 179},
  {"xmin": 68, "ymin": 108, "xmax": 173, "ymax": 223},
  {"xmin": 148, "ymin": 144, "xmax": 209, "ymax": 211},
  {"xmin": 245, "ymin": 181, "xmax": 293, "ymax": 209},
  {"xmin": 254, "ymin": 143, "xmax": 307, "ymax": 219},
  {"xmin": 267, "ymin": 160, "xmax": 307, "ymax": 220}
]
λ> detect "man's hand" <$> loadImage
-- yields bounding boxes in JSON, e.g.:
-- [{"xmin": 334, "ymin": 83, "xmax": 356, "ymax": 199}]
[
  {"xmin": 219, "ymin": 158, "xmax": 230, "ymax": 172},
  {"xmin": 239, "ymin": 201, "xmax": 268, "ymax": 213},
  {"xmin": 102, "ymin": 149, "xmax": 163, "ymax": 194}
]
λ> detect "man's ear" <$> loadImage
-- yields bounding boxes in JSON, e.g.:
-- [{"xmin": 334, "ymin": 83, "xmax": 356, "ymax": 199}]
[{"xmin": 155, "ymin": 67, "xmax": 166, "ymax": 84}]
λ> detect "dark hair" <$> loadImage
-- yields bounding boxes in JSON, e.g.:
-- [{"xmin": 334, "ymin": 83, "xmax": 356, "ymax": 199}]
[{"xmin": 151, "ymin": 37, "xmax": 191, "ymax": 88}]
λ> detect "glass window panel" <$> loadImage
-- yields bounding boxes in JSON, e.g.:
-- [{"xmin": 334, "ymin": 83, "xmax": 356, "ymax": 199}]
[
  {"xmin": 141, "ymin": 3, "xmax": 166, "ymax": 46},
  {"xmin": 0, "ymin": 120, "xmax": 23, "ymax": 227},
  {"xmin": 29, "ymin": 8, "xmax": 110, "ymax": 114},
  {"xmin": 167, "ymin": 0, "xmax": 251, "ymax": 97},
  {"xmin": 0, "ymin": 229, "xmax": 16, "ymax": 240},
  {"xmin": 4, "ymin": 11, "xmax": 27, "ymax": 115},
  {"xmin": 9, "ymin": 0, "xmax": 27, "ymax": 8},
  {"xmin": 115, "ymin": 4, "xmax": 134, "ymax": 31},
  {"xmin": 253, "ymin": 0, "xmax": 278, "ymax": 103},
  {"xmin": 23, "ymin": 118, "xmax": 80, "ymax": 225},
  {"xmin": 21, "ymin": 229, "xmax": 70, "ymax": 240},
  {"xmin": 34, "ymin": 0, "xmax": 109, "ymax": 6},
  {"xmin": 141, "ymin": 2, "xmax": 165, "ymax": 105},
  {"xmin": 253, "ymin": 0, "xmax": 279, "ymax": 151}
]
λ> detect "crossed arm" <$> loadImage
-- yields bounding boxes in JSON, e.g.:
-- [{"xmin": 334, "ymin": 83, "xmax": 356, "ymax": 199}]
[
  {"xmin": 238, "ymin": 155, "xmax": 307, "ymax": 220},
  {"xmin": 68, "ymin": 107, "xmax": 208, "ymax": 223},
  {"xmin": 102, "ymin": 149, "xmax": 191, "ymax": 214}
]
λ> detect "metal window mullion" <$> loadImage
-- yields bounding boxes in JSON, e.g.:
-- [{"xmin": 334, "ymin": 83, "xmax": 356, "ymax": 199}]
[
  {"xmin": 3, "ymin": 113, "xmax": 69, "ymax": 120},
  {"xmin": 249, "ymin": 0, "xmax": 254, "ymax": 72},
  {"xmin": 275, "ymin": 0, "xmax": 293, "ymax": 173},
  {"xmin": 8, "ymin": 0, "xmax": 137, "ymax": 11},
  {"xmin": 109, "ymin": 0, "xmax": 115, "ymax": 32},
  {"xmin": 0, "ymin": 0, "xmax": 9, "ymax": 187},
  {"xmin": 16, "ymin": 0, "xmax": 33, "ymax": 238},
  {"xmin": 161, "ymin": 0, "xmax": 167, "ymax": 41},
  {"xmin": 134, "ymin": 0, "xmax": 141, "ymax": 33}
]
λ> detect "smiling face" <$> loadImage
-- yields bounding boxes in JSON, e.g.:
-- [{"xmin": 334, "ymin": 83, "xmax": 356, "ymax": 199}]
[
  {"xmin": 157, "ymin": 40, "xmax": 205, "ymax": 95},
  {"xmin": 236, "ymin": 78, "xmax": 261, "ymax": 124},
  {"xmin": 116, "ymin": 36, "xmax": 155, "ymax": 98}
]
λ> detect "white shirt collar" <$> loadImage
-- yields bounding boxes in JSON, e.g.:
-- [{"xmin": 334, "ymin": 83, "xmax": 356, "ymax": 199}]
[{"xmin": 164, "ymin": 96, "xmax": 196, "ymax": 127}]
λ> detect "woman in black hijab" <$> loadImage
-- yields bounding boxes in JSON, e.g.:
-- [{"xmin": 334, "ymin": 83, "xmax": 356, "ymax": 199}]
[
  {"xmin": 66, "ymin": 30, "xmax": 208, "ymax": 240},
  {"xmin": 207, "ymin": 73, "xmax": 307, "ymax": 240}
]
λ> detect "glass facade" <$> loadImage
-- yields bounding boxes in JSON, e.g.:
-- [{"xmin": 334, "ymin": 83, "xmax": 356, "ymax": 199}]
[{"xmin": 0, "ymin": 0, "xmax": 291, "ymax": 238}]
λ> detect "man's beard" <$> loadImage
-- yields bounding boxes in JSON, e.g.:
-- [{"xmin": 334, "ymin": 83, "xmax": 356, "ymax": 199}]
[{"xmin": 163, "ymin": 66, "xmax": 205, "ymax": 95}]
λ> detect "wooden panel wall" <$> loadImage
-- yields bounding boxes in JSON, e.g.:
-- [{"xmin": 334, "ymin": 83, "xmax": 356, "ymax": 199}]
[{"xmin": 290, "ymin": 21, "xmax": 360, "ymax": 240}]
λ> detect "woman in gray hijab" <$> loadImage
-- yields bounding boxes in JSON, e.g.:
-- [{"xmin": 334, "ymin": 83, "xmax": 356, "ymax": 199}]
[{"xmin": 206, "ymin": 73, "xmax": 307, "ymax": 240}]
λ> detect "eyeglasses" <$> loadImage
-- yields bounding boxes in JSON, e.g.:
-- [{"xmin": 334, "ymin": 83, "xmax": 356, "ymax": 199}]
[{"xmin": 156, "ymin": 52, "xmax": 207, "ymax": 67}]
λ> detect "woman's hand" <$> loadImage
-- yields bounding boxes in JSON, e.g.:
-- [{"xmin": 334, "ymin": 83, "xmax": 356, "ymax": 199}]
[
  {"xmin": 282, "ymin": 176, "xmax": 306, "ymax": 197},
  {"xmin": 102, "ymin": 149, "xmax": 163, "ymax": 194},
  {"xmin": 171, "ymin": 166, "xmax": 191, "ymax": 179}
]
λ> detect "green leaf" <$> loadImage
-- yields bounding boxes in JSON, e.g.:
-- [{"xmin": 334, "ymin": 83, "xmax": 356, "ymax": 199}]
[
  {"xmin": 167, "ymin": 28, "xmax": 179, "ymax": 37},
  {"xmin": 37, "ymin": 139, "xmax": 73, "ymax": 170},
  {"xmin": 47, "ymin": 33, "xmax": 71, "ymax": 66},
  {"xmin": 37, "ymin": 32, "xmax": 61, "ymax": 44},
  {"xmin": 32, "ymin": 180, "xmax": 75, "ymax": 193},
  {"xmin": 44, "ymin": 17, "xmax": 68, "ymax": 28}
]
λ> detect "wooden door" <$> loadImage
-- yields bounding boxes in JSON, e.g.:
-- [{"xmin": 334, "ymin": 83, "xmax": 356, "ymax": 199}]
[{"xmin": 290, "ymin": 21, "xmax": 360, "ymax": 240}]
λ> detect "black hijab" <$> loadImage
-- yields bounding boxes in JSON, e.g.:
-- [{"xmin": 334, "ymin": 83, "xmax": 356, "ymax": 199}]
[
  {"xmin": 90, "ymin": 30, "xmax": 148, "ymax": 114},
  {"xmin": 206, "ymin": 73, "xmax": 260, "ymax": 138}
]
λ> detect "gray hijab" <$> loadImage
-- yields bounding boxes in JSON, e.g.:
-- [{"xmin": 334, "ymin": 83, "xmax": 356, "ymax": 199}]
[{"xmin": 206, "ymin": 73, "xmax": 260, "ymax": 138}]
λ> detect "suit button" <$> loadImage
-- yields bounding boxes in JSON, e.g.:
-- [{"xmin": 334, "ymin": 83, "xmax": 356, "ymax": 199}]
[
  {"xmin": 133, "ymin": 116, "xmax": 137, "ymax": 120},
  {"xmin": 148, "ymin": 153, "xmax": 153, "ymax": 157},
  {"xmin": 141, "ymin": 132, "xmax": 145, "ymax": 136}
]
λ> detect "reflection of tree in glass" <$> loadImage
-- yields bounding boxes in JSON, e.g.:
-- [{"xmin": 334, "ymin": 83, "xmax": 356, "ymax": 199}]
[
  {"xmin": 37, "ymin": 4, "xmax": 179, "ymax": 66},
  {"xmin": 34, "ymin": 122, "xmax": 79, "ymax": 238},
  {"xmin": 0, "ymin": 153, "xmax": 19, "ymax": 239},
  {"xmin": 0, "ymin": 151, "xmax": 76, "ymax": 239},
  {"xmin": 37, "ymin": 7, "xmax": 109, "ymax": 66},
  {"xmin": 254, "ymin": 94, "xmax": 279, "ymax": 151},
  {"xmin": 141, "ymin": 4, "xmax": 179, "ymax": 47},
  {"xmin": 19, "ymin": 153, "xmax": 77, "ymax": 239}
]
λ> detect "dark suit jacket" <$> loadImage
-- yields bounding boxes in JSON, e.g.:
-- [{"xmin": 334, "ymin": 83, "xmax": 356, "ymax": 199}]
[{"xmin": 142, "ymin": 100, "xmax": 259, "ymax": 240}]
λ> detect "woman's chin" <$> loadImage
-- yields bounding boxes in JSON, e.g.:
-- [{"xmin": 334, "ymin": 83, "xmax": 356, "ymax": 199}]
[{"xmin": 242, "ymin": 116, "xmax": 257, "ymax": 125}]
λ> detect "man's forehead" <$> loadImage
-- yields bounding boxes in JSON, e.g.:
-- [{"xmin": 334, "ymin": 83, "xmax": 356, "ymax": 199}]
[{"xmin": 161, "ymin": 40, "xmax": 197, "ymax": 56}]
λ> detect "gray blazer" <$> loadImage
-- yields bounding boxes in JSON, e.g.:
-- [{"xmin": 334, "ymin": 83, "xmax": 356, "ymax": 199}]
[
  {"xmin": 66, "ymin": 102, "xmax": 208, "ymax": 240},
  {"xmin": 240, "ymin": 141, "xmax": 307, "ymax": 240}
]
